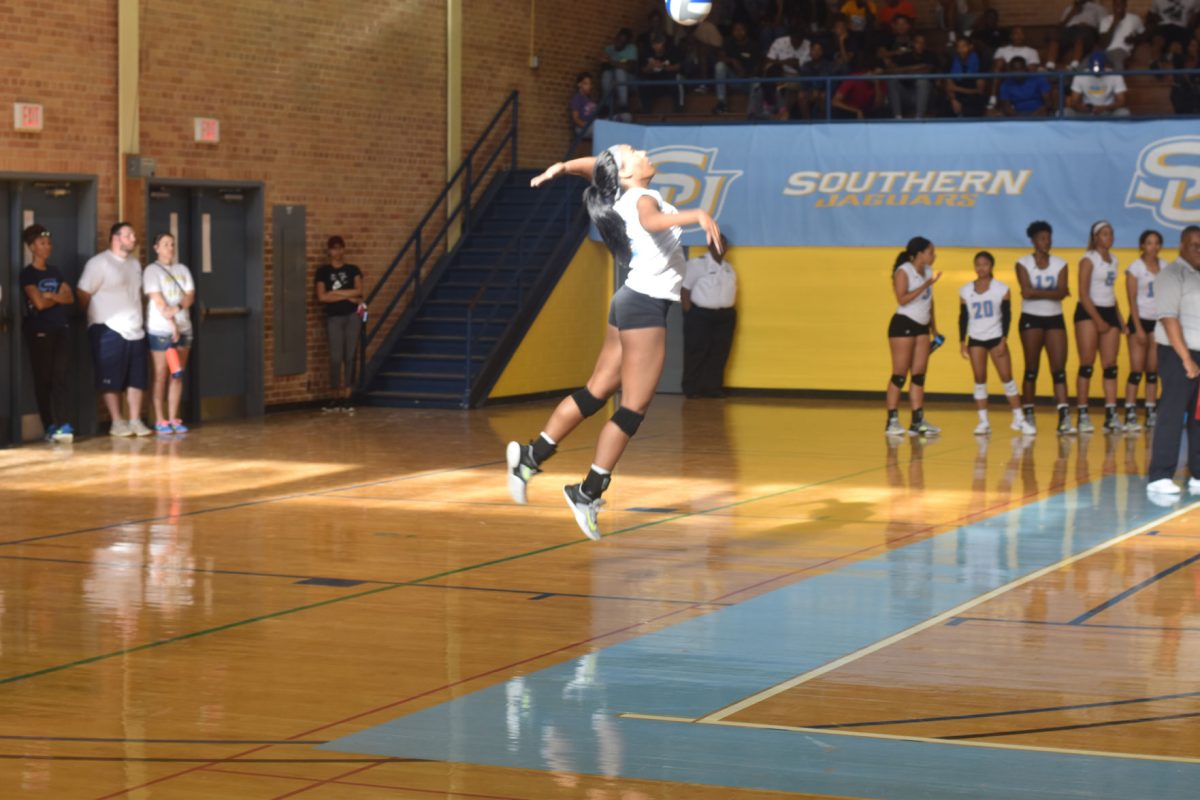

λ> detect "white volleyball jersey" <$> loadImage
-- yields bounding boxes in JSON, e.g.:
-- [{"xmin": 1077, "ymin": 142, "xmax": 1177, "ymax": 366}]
[
  {"xmin": 960, "ymin": 279, "xmax": 1009, "ymax": 341},
  {"xmin": 613, "ymin": 187, "xmax": 685, "ymax": 301},
  {"xmin": 1017, "ymin": 254, "xmax": 1067, "ymax": 317},
  {"xmin": 1125, "ymin": 258, "xmax": 1160, "ymax": 320},
  {"xmin": 1082, "ymin": 249, "xmax": 1118, "ymax": 307},
  {"xmin": 895, "ymin": 262, "xmax": 932, "ymax": 325}
]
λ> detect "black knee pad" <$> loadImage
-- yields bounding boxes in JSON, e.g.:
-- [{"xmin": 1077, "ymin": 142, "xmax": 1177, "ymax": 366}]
[
  {"xmin": 611, "ymin": 406, "xmax": 645, "ymax": 437},
  {"xmin": 1052, "ymin": 370, "xmax": 1067, "ymax": 385},
  {"xmin": 910, "ymin": 373, "xmax": 926, "ymax": 387},
  {"xmin": 1023, "ymin": 369, "xmax": 1039, "ymax": 384},
  {"xmin": 1103, "ymin": 366, "xmax": 1119, "ymax": 380},
  {"xmin": 1078, "ymin": 366, "xmax": 1094, "ymax": 379},
  {"xmin": 571, "ymin": 387, "xmax": 605, "ymax": 418},
  {"xmin": 1127, "ymin": 371, "xmax": 1143, "ymax": 386},
  {"xmin": 890, "ymin": 374, "xmax": 906, "ymax": 389},
  {"xmin": 1146, "ymin": 372, "xmax": 1159, "ymax": 385}
]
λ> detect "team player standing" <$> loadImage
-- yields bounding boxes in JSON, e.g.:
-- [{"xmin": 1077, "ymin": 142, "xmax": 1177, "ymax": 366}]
[{"xmin": 887, "ymin": 221, "xmax": 1163, "ymax": 437}]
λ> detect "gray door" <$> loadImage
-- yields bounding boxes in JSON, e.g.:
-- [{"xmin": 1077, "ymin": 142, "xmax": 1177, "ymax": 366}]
[
  {"xmin": 2, "ymin": 179, "xmax": 93, "ymax": 445},
  {"xmin": 148, "ymin": 184, "xmax": 261, "ymax": 422}
]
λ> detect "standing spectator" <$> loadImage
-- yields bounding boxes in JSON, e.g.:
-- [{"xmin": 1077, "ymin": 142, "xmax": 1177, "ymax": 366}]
[
  {"xmin": 1053, "ymin": 0, "xmax": 1107, "ymax": 68},
  {"xmin": 1146, "ymin": 226, "xmax": 1200, "ymax": 497},
  {"xmin": 1067, "ymin": 52, "xmax": 1131, "ymax": 116},
  {"xmin": 682, "ymin": 235, "xmax": 737, "ymax": 399},
  {"xmin": 997, "ymin": 56, "xmax": 1054, "ymax": 116},
  {"xmin": 314, "ymin": 235, "xmax": 364, "ymax": 413},
  {"xmin": 1147, "ymin": 0, "xmax": 1197, "ymax": 57},
  {"xmin": 1099, "ymin": 0, "xmax": 1146, "ymax": 70},
  {"xmin": 19, "ymin": 224, "xmax": 74, "ymax": 443},
  {"xmin": 945, "ymin": 37, "xmax": 987, "ymax": 117},
  {"xmin": 639, "ymin": 32, "xmax": 686, "ymax": 112},
  {"xmin": 76, "ymin": 222, "xmax": 152, "ymax": 437},
  {"xmin": 880, "ymin": 18, "xmax": 937, "ymax": 118},
  {"xmin": 877, "ymin": 0, "xmax": 917, "ymax": 29},
  {"xmin": 990, "ymin": 26, "xmax": 1042, "ymax": 107},
  {"xmin": 763, "ymin": 21, "xmax": 813, "ymax": 118},
  {"xmin": 714, "ymin": 21, "xmax": 763, "ymax": 114},
  {"xmin": 601, "ymin": 28, "xmax": 638, "ymax": 114},
  {"xmin": 569, "ymin": 72, "xmax": 597, "ymax": 138},
  {"xmin": 143, "ymin": 233, "xmax": 195, "ymax": 435}
]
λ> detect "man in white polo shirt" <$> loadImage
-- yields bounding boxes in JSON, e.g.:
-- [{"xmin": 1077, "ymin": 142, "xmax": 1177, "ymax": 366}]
[
  {"xmin": 1147, "ymin": 226, "xmax": 1200, "ymax": 497},
  {"xmin": 77, "ymin": 221, "xmax": 152, "ymax": 437},
  {"xmin": 681, "ymin": 234, "xmax": 737, "ymax": 398}
]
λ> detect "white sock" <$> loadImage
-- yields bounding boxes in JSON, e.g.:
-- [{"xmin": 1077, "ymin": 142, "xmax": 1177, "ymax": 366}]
[
  {"xmin": 978, "ymin": 409, "xmax": 989, "ymax": 423},
  {"xmin": 1012, "ymin": 408, "xmax": 1024, "ymax": 421},
  {"xmin": 589, "ymin": 463, "xmax": 611, "ymax": 476},
  {"xmin": 540, "ymin": 431, "xmax": 557, "ymax": 446}
]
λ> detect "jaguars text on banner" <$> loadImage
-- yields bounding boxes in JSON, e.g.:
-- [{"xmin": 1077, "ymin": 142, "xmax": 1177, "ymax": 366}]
[{"xmin": 593, "ymin": 119, "xmax": 1200, "ymax": 248}]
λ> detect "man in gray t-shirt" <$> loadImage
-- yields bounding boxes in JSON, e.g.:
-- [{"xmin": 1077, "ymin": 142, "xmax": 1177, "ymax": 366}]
[{"xmin": 1147, "ymin": 225, "xmax": 1200, "ymax": 495}]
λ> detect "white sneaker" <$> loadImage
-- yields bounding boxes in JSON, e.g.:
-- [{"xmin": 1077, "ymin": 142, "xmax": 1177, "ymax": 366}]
[
  {"xmin": 128, "ymin": 418, "xmax": 154, "ymax": 437},
  {"xmin": 974, "ymin": 420, "xmax": 991, "ymax": 435},
  {"xmin": 50, "ymin": 427, "xmax": 75, "ymax": 444},
  {"xmin": 1189, "ymin": 478, "xmax": 1200, "ymax": 496},
  {"xmin": 506, "ymin": 441, "xmax": 540, "ymax": 505},
  {"xmin": 1012, "ymin": 417, "xmax": 1037, "ymax": 436},
  {"xmin": 1147, "ymin": 478, "xmax": 1181, "ymax": 495},
  {"xmin": 109, "ymin": 420, "xmax": 133, "ymax": 437},
  {"xmin": 563, "ymin": 484, "xmax": 604, "ymax": 541}
]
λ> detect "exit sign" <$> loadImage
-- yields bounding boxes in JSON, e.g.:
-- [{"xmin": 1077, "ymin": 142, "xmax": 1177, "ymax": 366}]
[
  {"xmin": 13, "ymin": 103, "xmax": 43, "ymax": 132},
  {"xmin": 194, "ymin": 117, "xmax": 220, "ymax": 143}
]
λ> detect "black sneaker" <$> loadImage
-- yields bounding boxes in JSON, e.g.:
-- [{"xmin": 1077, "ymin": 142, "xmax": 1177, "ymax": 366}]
[
  {"xmin": 506, "ymin": 441, "xmax": 541, "ymax": 505},
  {"xmin": 563, "ymin": 483, "xmax": 604, "ymax": 541},
  {"xmin": 321, "ymin": 400, "xmax": 339, "ymax": 413},
  {"xmin": 341, "ymin": 399, "xmax": 355, "ymax": 414}
]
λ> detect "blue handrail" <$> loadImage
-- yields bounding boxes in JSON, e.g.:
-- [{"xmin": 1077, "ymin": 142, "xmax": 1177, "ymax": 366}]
[{"xmin": 358, "ymin": 91, "xmax": 520, "ymax": 388}]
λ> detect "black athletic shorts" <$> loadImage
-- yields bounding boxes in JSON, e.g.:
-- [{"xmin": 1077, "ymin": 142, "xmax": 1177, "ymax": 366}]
[
  {"xmin": 888, "ymin": 313, "xmax": 929, "ymax": 337},
  {"xmin": 968, "ymin": 336, "xmax": 1003, "ymax": 350},
  {"xmin": 608, "ymin": 285, "xmax": 671, "ymax": 330},
  {"xmin": 1127, "ymin": 316, "xmax": 1158, "ymax": 335},
  {"xmin": 1019, "ymin": 313, "xmax": 1066, "ymax": 331},
  {"xmin": 1073, "ymin": 304, "xmax": 1121, "ymax": 327}
]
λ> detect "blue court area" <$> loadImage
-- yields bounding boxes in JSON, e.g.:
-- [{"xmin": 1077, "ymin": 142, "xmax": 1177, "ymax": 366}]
[{"xmin": 324, "ymin": 475, "xmax": 1200, "ymax": 799}]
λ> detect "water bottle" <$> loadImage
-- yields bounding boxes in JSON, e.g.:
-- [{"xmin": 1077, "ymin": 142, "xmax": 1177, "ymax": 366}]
[
  {"xmin": 165, "ymin": 346, "xmax": 184, "ymax": 379},
  {"xmin": 930, "ymin": 333, "xmax": 946, "ymax": 353}
]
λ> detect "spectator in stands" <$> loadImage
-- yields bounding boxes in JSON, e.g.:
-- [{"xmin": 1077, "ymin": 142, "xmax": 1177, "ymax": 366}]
[
  {"xmin": 19, "ymin": 224, "xmax": 75, "ymax": 444},
  {"xmin": 935, "ymin": 0, "xmax": 982, "ymax": 44},
  {"xmin": 839, "ymin": 0, "xmax": 877, "ymax": 48},
  {"xmin": 639, "ymin": 32, "xmax": 686, "ymax": 112},
  {"xmin": 832, "ymin": 54, "xmax": 884, "ymax": 118},
  {"xmin": 881, "ymin": 23, "xmax": 938, "ymax": 118},
  {"xmin": 1053, "ymin": 0, "xmax": 1107, "ymax": 68},
  {"xmin": 971, "ymin": 9, "xmax": 1005, "ymax": 61},
  {"xmin": 1067, "ymin": 51, "xmax": 1131, "ymax": 115},
  {"xmin": 684, "ymin": 18, "xmax": 725, "ymax": 94},
  {"xmin": 714, "ymin": 21, "xmax": 763, "ymax": 114},
  {"xmin": 878, "ymin": 0, "xmax": 917, "ymax": 29},
  {"xmin": 601, "ymin": 28, "xmax": 637, "ymax": 114},
  {"xmin": 1100, "ymin": 0, "xmax": 1146, "ymax": 70},
  {"xmin": 763, "ymin": 21, "xmax": 813, "ymax": 118},
  {"xmin": 945, "ymin": 37, "xmax": 988, "ymax": 117},
  {"xmin": 1165, "ymin": 38, "xmax": 1200, "ymax": 113},
  {"xmin": 990, "ymin": 26, "xmax": 1042, "ymax": 108},
  {"xmin": 570, "ymin": 72, "xmax": 597, "ymax": 137},
  {"xmin": 795, "ymin": 41, "xmax": 844, "ymax": 118},
  {"xmin": 1147, "ymin": 0, "xmax": 1197, "ymax": 58},
  {"xmin": 997, "ymin": 56, "xmax": 1054, "ymax": 116},
  {"xmin": 819, "ymin": 15, "xmax": 861, "ymax": 72},
  {"xmin": 638, "ymin": 7, "xmax": 671, "ymax": 56}
]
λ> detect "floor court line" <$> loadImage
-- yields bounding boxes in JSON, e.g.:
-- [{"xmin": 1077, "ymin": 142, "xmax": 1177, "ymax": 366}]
[
  {"xmin": 946, "ymin": 711, "xmax": 1200, "ymax": 740},
  {"xmin": 202, "ymin": 767, "xmax": 530, "ymax": 800},
  {"xmin": 613, "ymin": 714, "xmax": 1200, "ymax": 766},
  {"xmin": 950, "ymin": 616, "xmax": 1200, "ymax": 633},
  {"xmin": 1069, "ymin": 549, "xmax": 1200, "ymax": 624},
  {"xmin": 694, "ymin": 500, "xmax": 1200, "ymax": 725}
]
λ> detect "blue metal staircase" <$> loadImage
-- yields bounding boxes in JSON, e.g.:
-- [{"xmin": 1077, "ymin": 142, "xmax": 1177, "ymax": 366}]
[{"xmin": 358, "ymin": 92, "xmax": 589, "ymax": 408}]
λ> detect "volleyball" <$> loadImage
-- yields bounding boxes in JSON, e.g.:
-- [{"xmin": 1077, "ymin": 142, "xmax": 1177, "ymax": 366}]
[{"xmin": 665, "ymin": 0, "xmax": 712, "ymax": 26}]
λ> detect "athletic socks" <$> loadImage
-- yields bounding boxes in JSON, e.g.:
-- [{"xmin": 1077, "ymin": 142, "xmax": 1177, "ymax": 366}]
[
  {"xmin": 581, "ymin": 464, "xmax": 611, "ymax": 500},
  {"xmin": 530, "ymin": 432, "xmax": 557, "ymax": 466}
]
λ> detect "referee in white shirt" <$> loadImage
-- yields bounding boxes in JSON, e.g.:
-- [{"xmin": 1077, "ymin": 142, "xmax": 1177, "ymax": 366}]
[
  {"xmin": 681, "ymin": 234, "xmax": 736, "ymax": 398},
  {"xmin": 1147, "ymin": 226, "xmax": 1200, "ymax": 497}
]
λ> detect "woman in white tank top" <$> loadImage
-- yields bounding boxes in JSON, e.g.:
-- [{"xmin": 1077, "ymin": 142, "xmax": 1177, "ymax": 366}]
[
  {"xmin": 506, "ymin": 144, "xmax": 721, "ymax": 540},
  {"xmin": 886, "ymin": 236, "xmax": 943, "ymax": 437},
  {"xmin": 1014, "ymin": 220, "xmax": 1073, "ymax": 433},
  {"xmin": 1123, "ymin": 229, "xmax": 1164, "ymax": 430},
  {"xmin": 1074, "ymin": 220, "xmax": 1123, "ymax": 432}
]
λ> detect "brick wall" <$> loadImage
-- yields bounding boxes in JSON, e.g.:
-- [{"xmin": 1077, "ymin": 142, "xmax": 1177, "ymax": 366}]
[{"xmin": 0, "ymin": 1, "xmax": 119, "ymax": 236}]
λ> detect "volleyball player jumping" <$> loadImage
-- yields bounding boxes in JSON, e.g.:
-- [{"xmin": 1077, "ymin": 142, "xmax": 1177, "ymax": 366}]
[{"xmin": 505, "ymin": 145, "xmax": 721, "ymax": 540}]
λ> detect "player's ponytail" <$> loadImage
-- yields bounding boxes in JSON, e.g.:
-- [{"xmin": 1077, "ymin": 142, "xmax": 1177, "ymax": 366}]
[
  {"xmin": 893, "ymin": 236, "xmax": 932, "ymax": 274},
  {"xmin": 585, "ymin": 149, "xmax": 633, "ymax": 272}
]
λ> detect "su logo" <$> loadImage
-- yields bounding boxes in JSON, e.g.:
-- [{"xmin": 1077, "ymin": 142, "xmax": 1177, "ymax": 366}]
[
  {"xmin": 647, "ymin": 146, "xmax": 742, "ymax": 222},
  {"xmin": 1125, "ymin": 135, "xmax": 1200, "ymax": 228}
]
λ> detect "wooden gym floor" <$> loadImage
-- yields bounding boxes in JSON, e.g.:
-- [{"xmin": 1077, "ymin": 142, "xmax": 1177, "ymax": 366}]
[{"xmin": 1, "ymin": 396, "xmax": 1198, "ymax": 799}]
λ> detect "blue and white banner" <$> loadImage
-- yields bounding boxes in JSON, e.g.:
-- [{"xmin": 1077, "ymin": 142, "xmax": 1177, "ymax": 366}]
[{"xmin": 592, "ymin": 119, "xmax": 1200, "ymax": 248}]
